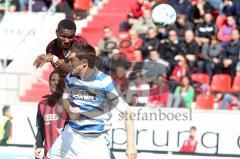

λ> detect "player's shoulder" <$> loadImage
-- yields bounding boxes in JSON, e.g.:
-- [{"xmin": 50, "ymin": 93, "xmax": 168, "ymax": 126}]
[
  {"xmin": 74, "ymin": 35, "xmax": 88, "ymax": 44},
  {"xmin": 95, "ymin": 70, "xmax": 111, "ymax": 81}
]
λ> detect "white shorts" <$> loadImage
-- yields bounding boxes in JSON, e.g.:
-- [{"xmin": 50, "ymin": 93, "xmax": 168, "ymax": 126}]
[{"xmin": 47, "ymin": 124, "xmax": 111, "ymax": 159}]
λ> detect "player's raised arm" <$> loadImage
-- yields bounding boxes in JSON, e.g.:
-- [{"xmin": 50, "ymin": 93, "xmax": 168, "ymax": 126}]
[{"xmin": 33, "ymin": 53, "xmax": 54, "ymax": 68}]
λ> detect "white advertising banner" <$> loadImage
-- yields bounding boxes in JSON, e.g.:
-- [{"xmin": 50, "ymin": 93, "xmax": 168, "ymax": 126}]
[
  {"xmin": 108, "ymin": 107, "xmax": 240, "ymax": 156},
  {"xmin": 0, "ymin": 12, "xmax": 65, "ymax": 60},
  {"xmin": 0, "ymin": 104, "xmax": 239, "ymax": 158}
]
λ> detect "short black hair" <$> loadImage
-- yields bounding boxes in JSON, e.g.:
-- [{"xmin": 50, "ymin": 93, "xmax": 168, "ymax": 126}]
[
  {"xmin": 70, "ymin": 42, "xmax": 96, "ymax": 68},
  {"xmin": 57, "ymin": 19, "xmax": 76, "ymax": 32},
  {"xmin": 2, "ymin": 105, "xmax": 10, "ymax": 116}
]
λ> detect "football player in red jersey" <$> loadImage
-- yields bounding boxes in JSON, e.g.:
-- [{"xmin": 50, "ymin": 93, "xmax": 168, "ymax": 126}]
[
  {"xmin": 34, "ymin": 70, "xmax": 67, "ymax": 159},
  {"xmin": 33, "ymin": 19, "xmax": 87, "ymax": 73}
]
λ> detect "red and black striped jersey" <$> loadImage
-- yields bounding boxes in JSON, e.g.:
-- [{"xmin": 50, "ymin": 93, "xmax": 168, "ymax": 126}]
[{"xmin": 36, "ymin": 99, "xmax": 67, "ymax": 158}]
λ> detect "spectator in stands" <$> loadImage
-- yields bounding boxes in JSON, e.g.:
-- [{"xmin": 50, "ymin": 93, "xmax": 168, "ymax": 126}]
[
  {"xmin": 73, "ymin": 0, "xmax": 92, "ymax": 20},
  {"xmin": 128, "ymin": 94, "xmax": 145, "ymax": 106},
  {"xmin": 222, "ymin": 0, "xmax": 240, "ymax": 27},
  {"xmin": 0, "ymin": 0, "xmax": 19, "ymax": 21},
  {"xmin": 156, "ymin": 27, "xmax": 168, "ymax": 41},
  {"xmin": 198, "ymin": 35, "xmax": 223, "ymax": 78},
  {"xmin": 195, "ymin": 12, "xmax": 217, "ymax": 45},
  {"xmin": 141, "ymin": 27, "xmax": 160, "ymax": 59},
  {"xmin": 220, "ymin": 93, "xmax": 240, "ymax": 110},
  {"xmin": 93, "ymin": 0, "xmax": 101, "ymax": 6},
  {"xmin": 126, "ymin": 71, "xmax": 150, "ymax": 105},
  {"xmin": 142, "ymin": 49, "xmax": 168, "ymax": 85},
  {"xmin": 119, "ymin": 14, "xmax": 138, "ymax": 32},
  {"xmin": 56, "ymin": 0, "xmax": 74, "ymax": 19},
  {"xmin": 169, "ymin": 13, "xmax": 193, "ymax": 41},
  {"xmin": 128, "ymin": 0, "xmax": 151, "ymax": 19},
  {"xmin": 121, "ymin": 29, "xmax": 143, "ymax": 61},
  {"xmin": 160, "ymin": 30, "xmax": 182, "ymax": 69},
  {"xmin": 97, "ymin": 26, "xmax": 118, "ymax": 65},
  {"xmin": 167, "ymin": 75, "xmax": 194, "ymax": 108},
  {"xmin": 180, "ymin": 126, "xmax": 198, "ymax": 153},
  {"xmin": 126, "ymin": 49, "xmax": 143, "ymax": 80},
  {"xmin": 217, "ymin": 14, "xmax": 237, "ymax": 43},
  {"xmin": 34, "ymin": 70, "xmax": 67, "ymax": 159},
  {"xmin": 188, "ymin": 0, "xmax": 214, "ymax": 26},
  {"xmin": 33, "ymin": 19, "xmax": 87, "ymax": 75},
  {"xmin": 167, "ymin": 0, "xmax": 190, "ymax": 15},
  {"xmin": 181, "ymin": 30, "xmax": 200, "ymax": 74},
  {"xmin": 132, "ymin": 9, "xmax": 156, "ymax": 36},
  {"xmin": 19, "ymin": 0, "xmax": 28, "ymax": 11},
  {"xmin": 169, "ymin": 55, "xmax": 189, "ymax": 84},
  {"xmin": 32, "ymin": 0, "xmax": 49, "ymax": 12},
  {"xmin": 112, "ymin": 64, "xmax": 129, "ymax": 94},
  {"xmin": 148, "ymin": 74, "xmax": 169, "ymax": 107},
  {"xmin": 107, "ymin": 49, "xmax": 130, "ymax": 73},
  {"xmin": 0, "ymin": 105, "xmax": 12, "ymax": 144},
  {"xmin": 222, "ymin": 28, "xmax": 240, "ymax": 78}
]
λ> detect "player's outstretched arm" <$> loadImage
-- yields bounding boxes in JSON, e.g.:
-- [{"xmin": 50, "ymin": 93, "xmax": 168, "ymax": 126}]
[
  {"xmin": 33, "ymin": 54, "xmax": 53, "ymax": 68},
  {"xmin": 124, "ymin": 108, "xmax": 137, "ymax": 159}
]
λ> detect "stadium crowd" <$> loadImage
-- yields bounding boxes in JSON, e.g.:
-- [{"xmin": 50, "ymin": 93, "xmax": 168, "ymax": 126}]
[
  {"xmin": 0, "ymin": 0, "xmax": 99, "ymax": 20},
  {"xmin": 1, "ymin": 0, "xmax": 239, "ymax": 109},
  {"xmin": 94, "ymin": 0, "xmax": 240, "ymax": 109}
]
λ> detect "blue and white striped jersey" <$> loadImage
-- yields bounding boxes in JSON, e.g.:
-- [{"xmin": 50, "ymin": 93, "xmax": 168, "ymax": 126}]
[{"xmin": 63, "ymin": 67, "xmax": 129, "ymax": 134}]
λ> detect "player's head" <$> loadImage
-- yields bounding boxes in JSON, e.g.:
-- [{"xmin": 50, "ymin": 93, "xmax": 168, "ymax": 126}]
[
  {"xmin": 49, "ymin": 70, "xmax": 61, "ymax": 94},
  {"xmin": 67, "ymin": 42, "xmax": 96, "ymax": 75},
  {"xmin": 190, "ymin": 126, "xmax": 197, "ymax": 138},
  {"xmin": 2, "ymin": 105, "xmax": 12, "ymax": 118},
  {"xmin": 56, "ymin": 19, "xmax": 77, "ymax": 50}
]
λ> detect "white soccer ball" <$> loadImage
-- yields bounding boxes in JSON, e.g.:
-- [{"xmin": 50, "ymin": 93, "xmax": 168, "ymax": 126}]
[{"xmin": 151, "ymin": 4, "xmax": 177, "ymax": 29}]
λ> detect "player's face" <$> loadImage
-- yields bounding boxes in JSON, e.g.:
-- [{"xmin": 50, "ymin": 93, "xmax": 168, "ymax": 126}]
[
  {"xmin": 49, "ymin": 73, "xmax": 60, "ymax": 93},
  {"xmin": 57, "ymin": 28, "xmax": 75, "ymax": 50},
  {"xmin": 67, "ymin": 52, "xmax": 87, "ymax": 75}
]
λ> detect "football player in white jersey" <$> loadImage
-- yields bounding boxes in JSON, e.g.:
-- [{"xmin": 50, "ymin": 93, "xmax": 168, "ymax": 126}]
[{"xmin": 47, "ymin": 42, "xmax": 137, "ymax": 159}]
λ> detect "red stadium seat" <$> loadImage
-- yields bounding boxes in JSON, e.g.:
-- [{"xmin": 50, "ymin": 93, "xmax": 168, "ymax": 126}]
[
  {"xmin": 231, "ymin": 75, "xmax": 240, "ymax": 92},
  {"xmin": 191, "ymin": 73, "xmax": 209, "ymax": 84},
  {"xmin": 210, "ymin": 74, "xmax": 232, "ymax": 92},
  {"xmin": 196, "ymin": 94, "xmax": 215, "ymax": 110}
]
